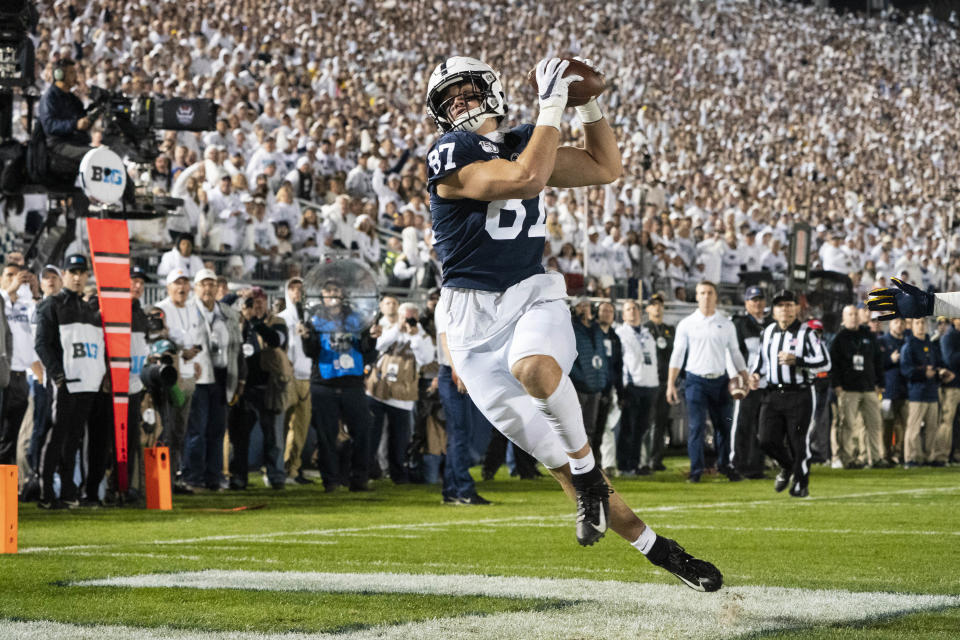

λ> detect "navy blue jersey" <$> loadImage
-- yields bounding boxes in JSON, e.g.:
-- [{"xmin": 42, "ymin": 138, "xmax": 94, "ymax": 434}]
[{"xmin": 427, "ymin": 124, "xmax": 546, "ymax": 291}]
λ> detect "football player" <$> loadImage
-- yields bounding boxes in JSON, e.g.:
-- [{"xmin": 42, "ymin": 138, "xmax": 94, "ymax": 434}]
[
  {"xmin": 868, "ymin": 277, "xmax": 960, "ymax": 320},
  {"xmin": 425, "ymin": 56, "xmax": 721, "ymax": 591}
]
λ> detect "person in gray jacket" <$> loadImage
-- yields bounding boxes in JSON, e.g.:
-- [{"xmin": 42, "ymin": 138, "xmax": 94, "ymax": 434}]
[{"xmin": 181, "ymin": 268, "xmax": 246, "ymax": 491}]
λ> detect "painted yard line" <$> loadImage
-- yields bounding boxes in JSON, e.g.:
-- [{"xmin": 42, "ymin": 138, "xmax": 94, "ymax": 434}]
[
  {"xmin": 62, "ymin": 570, "xmax": 960, "ymax": 640},
  {"xmin": 446, "ymin": 521, "xmax": 960, "ymax": 537},
  {"xmin": 18, "ymin": 486, "xmax": 958, "ymax": 555}
]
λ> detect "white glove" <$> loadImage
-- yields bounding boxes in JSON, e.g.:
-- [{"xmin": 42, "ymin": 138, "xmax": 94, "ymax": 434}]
[
  {"xmin": 572, "ymin": 57, "xmax": 603, "ymax": 124},
  {"xmin": 534, "ymin": 58, "xmax": 582, "ymax": 130}
]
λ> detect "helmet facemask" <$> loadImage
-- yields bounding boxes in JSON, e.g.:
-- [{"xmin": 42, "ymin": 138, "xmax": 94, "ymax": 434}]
[{"xmin": 429, "ymin": 71, "xmax": 502, "ymax": 133}]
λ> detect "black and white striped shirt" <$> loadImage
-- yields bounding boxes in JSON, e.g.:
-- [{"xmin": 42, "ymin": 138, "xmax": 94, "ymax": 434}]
[{"xmin": 751, "ymin": 320, "xmax": 830, "ymax": 387}]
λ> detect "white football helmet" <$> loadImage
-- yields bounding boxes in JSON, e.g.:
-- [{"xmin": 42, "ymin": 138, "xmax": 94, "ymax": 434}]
[{"xmin": 426, "ymin": 56, "xmax": 507, "ymax": 133}]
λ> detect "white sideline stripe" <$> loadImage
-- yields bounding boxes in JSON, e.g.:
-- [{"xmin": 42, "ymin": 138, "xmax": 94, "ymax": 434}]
[{"xmin": 58, "ymin": 570, "xmax": 960, "ymax": 640}]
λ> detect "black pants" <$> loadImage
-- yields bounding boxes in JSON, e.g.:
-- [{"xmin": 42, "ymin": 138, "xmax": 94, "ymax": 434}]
[
  {"xmin": 482, "ymin": 428, "xmax": 539, "ymax": 479},
  {"xmin": 310, "ymin": 384, "xmax": 371, "ymax": 489},
  {"xmin": 228, "ymin": 388, "xmax": 285, "ymax": 488},
  {"xmin": 38, "ymin": 387, "xmax": 108, "ymax": 502},
  {"xmin": 758, "ymin": 388, "xmax": 814, "ymax": 490},
  {"xmin": 617, "ymin": 385, "xmax": 656, "ymax": 472},
  {"xmin": 731, "ymin": 390, "xmax": 765, "ymax": 476},
  {"xmin": 0, "ymin": 371, "xmax": 29, "ymax": 465}
]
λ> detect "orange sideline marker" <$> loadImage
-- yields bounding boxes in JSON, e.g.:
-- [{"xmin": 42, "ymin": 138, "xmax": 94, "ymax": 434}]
[
  {"xmin": 144, "ymin": 447, "xmax": 172, "ymax": 510},
  {"xmin": 1, "ymin": 465, "xmax": 16, "ymax": 553}
]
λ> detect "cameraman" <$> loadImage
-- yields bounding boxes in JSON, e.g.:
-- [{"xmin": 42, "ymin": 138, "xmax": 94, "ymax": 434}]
[
  {"xmin": 366, "ymin": 302, "xmax": 435, "ymax": 484},
  {"xmin": 304, "ymin": 279, "xmax": 378, "ymax": 492},
  {"xmin": 37, "ymin": 58, "xmax": 93, "ymax": 182},
  {"xmin": 229, "ymin": 287, "xmax": 288, "ymax": 490}
]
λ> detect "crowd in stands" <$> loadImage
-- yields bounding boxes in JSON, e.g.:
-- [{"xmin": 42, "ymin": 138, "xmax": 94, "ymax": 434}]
[{"xmin": 1, "ymin": 0, "xmax": 960, "ymax": 504}]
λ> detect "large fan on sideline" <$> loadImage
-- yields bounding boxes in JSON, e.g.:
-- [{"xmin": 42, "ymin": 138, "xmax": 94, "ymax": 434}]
[{"xmin": 301, "ymin": 257, "xmax": 380, "ymax": 330}]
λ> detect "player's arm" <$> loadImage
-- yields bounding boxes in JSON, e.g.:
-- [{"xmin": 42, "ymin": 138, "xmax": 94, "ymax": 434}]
[
  {"xmin": 548, "ymin": 110, "xmax": 622, "ymax": 188},
  {"xmin": 436, "ymin": 58, "xmax": 579, "ymax": 202},
  {"xmin": 435, "ymin": 127, "xmax": 560, "ymax": 201}
]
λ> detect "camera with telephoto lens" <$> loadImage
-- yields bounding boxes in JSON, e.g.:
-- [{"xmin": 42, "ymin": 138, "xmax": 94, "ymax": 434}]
[
  {"xmin": 140, "ymin": 353, "xmax": 177, "ymax": 392},
  {"xmin": 146, "ymin": 314, "xmax": 164, "ymax": 333}
]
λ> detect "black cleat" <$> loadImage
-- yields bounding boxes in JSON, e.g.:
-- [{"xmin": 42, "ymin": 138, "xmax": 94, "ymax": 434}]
[
  {"xmin": 647, "ymin": 536, "xmax": 723, "ymax": 592},
  {"xmin": 789, "ymin": 483, "xmax": 809, "ymax": 498},
  {"xmin": 460, "ymin": 494, "xmax": 492, "ymax": 506},
  {"xmin": 572, "ymin": 469, "xmax": 611, "ymax": 546},
  {"xmin": 774, "ymin": 469, "xmax": 791, "ymax": 493}
]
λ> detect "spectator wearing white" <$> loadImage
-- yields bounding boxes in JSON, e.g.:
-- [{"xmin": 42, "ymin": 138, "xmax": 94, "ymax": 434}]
[
  {"xmin": 602, "ymin": 227, "xmax": 631, "ymax": 282},
  {"xmin": 557, "ymin": 243, "xmax": 583, "ymax": 274},
  {"xmin": 201, "ymin": 145, "xmax": 228, "ymax": 189},
  {"xmin": 354, "ymin": 215, "xmax": 381, "ymax": 270},
  {"xmin": 244, "ymin": 196, "xmax": 278, "ymax": 267},
  {"xmin": 740, "ymin": 229, "xmax": 764, "ymax": 272},
  {"xmin": 696, "ymin": 231, "xmax": 724, "ymax": 284},
  {"xmin": 820, "ymin": 232, "xmax": 852, "ymax": 273},
  {"xmin": 893, "ymin": 249, "xmax": 924, "ymax": 287},
  {"xmin": 367, "ymin": 302, "xmax": 435, "ymax": 484},
  {"xmin": 372, "ymin": 166, "xmax": 404, "ymax": 217},
  {"xmin": 345, "ymin": 152, "xmax": 376, "ymax": 201},
  {"xmin": 279, "ymin": 277, "xmax": 316, "ymax": 484},
  {"xmin": 719, "ymin": 232, "xmax": 743, "ymax": 284},
  {"xmin": 269, "ymin": 184, "xmax": 301, "ymax": 230},
  {"xmin": 156, "ymin": 233, "xmax": 204, "ymax": 279},
  {"xmin": 154, "ymin": 268, "xmax": 202, "ymax": 487},
  {"xmin": 314, "ymin": 139, "xmax": 338, "ymax": 178},
  {"xmin": 0, "ymin": 263, "xmax": 39, "ymax": 466},
  {"xmin": 615, "ymin": 299, "xmax": 659, "ymax": 476},
  {"xmin": 293, "ymin": 208, "xmax": 330, "ymax": 258},
  {"xmin": 202, "ymin": 118, "xmax": 232, "ymax": 154},
  {"xmin": 245, "ymin": 134, "xmax": 280, "ymax": 184},
  {"xmin": 322, "ymin": 195, "xmax": 357, "ymax": 250},
  {"xmin": 207, "ymin": 175, "xmax": 246, "ymax": 251},
  {"xmin": 760, "ymin": 238, "xmax": 788, "ymax": 276},
  {"xmin": 666, "ymin": 281, "xmax": 748, "ymax": 483},
  {"xmin": 585, "ymin": 226, "xmax": 610, "ymax": 280}
]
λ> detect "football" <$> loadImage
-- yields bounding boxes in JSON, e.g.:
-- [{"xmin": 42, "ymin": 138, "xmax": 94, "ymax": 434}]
[
  {"xmin": 728, "ymin": 378, "xmax": 749, "ymax": 401},
  {"xmin": 526, "ymin": 57, "xmax": 606, "ymax": 107}
]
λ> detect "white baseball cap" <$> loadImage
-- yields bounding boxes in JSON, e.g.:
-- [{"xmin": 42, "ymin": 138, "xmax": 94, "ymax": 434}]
[
  {"xmin": 193, "ymin": 268, "xmax": 217, "ymax": 285},
  {"xmin": 165, "ymin": 268, "xmax": 189, "ymax": 285}
]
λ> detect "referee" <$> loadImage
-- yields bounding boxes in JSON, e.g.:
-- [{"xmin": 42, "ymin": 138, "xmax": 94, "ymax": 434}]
[{"xmin": 749, "ymin": 290, "xmax": 830, "ymax": 498}]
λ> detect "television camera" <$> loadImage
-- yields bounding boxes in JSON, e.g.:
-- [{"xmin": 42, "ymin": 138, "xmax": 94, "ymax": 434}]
[{"xmin": 85, "ymin": 86, "xmax": 217, "ymax": 164}]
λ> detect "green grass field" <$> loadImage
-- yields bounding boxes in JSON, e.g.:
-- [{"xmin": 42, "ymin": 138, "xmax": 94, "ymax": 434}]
[{"xmin": 3, "ymin": 460, "xmax": 959, "ymax": 639}]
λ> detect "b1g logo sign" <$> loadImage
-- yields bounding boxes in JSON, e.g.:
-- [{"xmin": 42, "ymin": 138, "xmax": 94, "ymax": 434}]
[
  {"xmin": 79, "ymin": 146, "xmax": 126, "ymax": 204},
  {"xmin": 89, "ymin": 165, "xmax": 124, "ymax": 185},
  {"xmin": 71, "ymin": 342, "xmax": 99, "ymax": 359}
]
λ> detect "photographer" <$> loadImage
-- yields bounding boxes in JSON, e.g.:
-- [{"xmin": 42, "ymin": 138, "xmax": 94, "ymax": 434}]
[
  {"xmin": 278, "ymin": 277, "xmax": 316, "ymax": 485},
  {"xmin": 366, "ymin": 302, "xmax": 435, "ymax": 485},
  {"xmin": 228, "ymin": 287, "xmax": 288, "ymax": 490},
  {"xmin": 304, "ymin": 279, "xmax": 378, "ymax": 492}
]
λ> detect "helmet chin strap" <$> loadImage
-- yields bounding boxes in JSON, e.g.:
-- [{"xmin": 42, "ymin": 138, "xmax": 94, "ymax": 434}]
[{"xmin": 452, "ymin": 105, "xmax": 492, "ymax": 132}]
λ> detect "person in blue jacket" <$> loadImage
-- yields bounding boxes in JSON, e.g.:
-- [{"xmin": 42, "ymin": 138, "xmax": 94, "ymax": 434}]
[
  {"xmin": 899, "ymin": 318, "xmax": 954, "ymax": 467},
  {"xmin": 877, "ymin": 318, "xmax": 909, "ymax": 465},
  {"xmin": 303, "ymin": 279, "xmax": 379, "ymax": 492}
]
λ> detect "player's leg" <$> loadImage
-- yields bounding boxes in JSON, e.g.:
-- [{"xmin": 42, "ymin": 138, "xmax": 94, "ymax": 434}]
[
  {"xmin": 452, "ymin": 340, "xmax": 723, "ymax": 591},
  {"xmin": 548, "ymin": 463, "xmax": 721, "ymax": 591},
  {"xmin": 507, "ymin": 300, "xmax": 611, "ymax": 545}
]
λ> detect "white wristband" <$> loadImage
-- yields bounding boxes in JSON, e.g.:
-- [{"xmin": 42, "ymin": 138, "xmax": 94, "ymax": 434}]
[
  {"xmin": 934, "ymin": 293, "xmax": 960, "ymax": 319},
  {"xmin": 575, "ymin": 98, "xmax": 603, "ymax": 124},
  {"xmin": 536, "ymin": 105, "xmax": 563, "ymax": 130}
]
